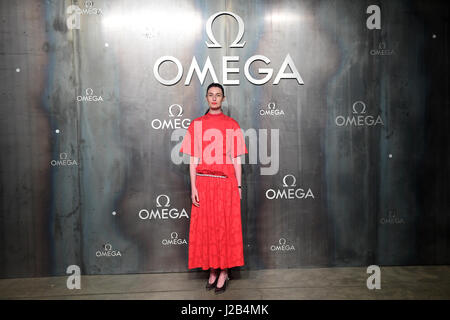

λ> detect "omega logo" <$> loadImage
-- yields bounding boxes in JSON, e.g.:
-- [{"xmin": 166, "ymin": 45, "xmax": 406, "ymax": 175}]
[
  {"xmin": 335, "ymin": 101, "xmax": 384, "ymax": 127},
  {"xmin": 352, "ymin": 101, "xmax": 367, "ymax": 114},
  {"xmin": 76, "ymin": 88, "xmax": 104, "ymax": 102},
  {"xmin": 139, "ymin": 194, "xmax": 189, "ymax": 220},
  {"xmin": 270, "ymin": 237, "xmax": 295, "ymax": 251},
  {"xmin": 151, "ymin": 104, "xmax": 190, "ymax": 130},
  {"xmin": 153, "ymin": 11, "xmax": 304, "ymax": 86},
  {"xmin": 370, "ymin": 41, "xmax": 394, "ymax": 56},
  {"xmin": 161, "ymin": 232, "xmax": 188, "ymax": 245},
  {"xmin": 205, "ymin": 11, "xmax": 246, "ymax": 48},
  {"xmin": 265, "ymin": 174, "xmax": 315, "ymax": 200},
  {"xmin": 156, "ymin": 194, "xmax": 170, "ymax": 207},
  {"xmin": 282, "ymin": 174, "xmax": 297, "ymax": 187},
  {"xmin": 96, "ymin": 243, "xmax": 122, "ymax": 257},
  {"xmin": 259, "ymin": 102, "xmax": 285, "ymax": 116},
  {"xmin": 168, "ymin": 104, "xmax": 183, "ymax": 117},
  {"xmin": 50, "ymin": 152, "xmax": 78, "ymax": 166}
]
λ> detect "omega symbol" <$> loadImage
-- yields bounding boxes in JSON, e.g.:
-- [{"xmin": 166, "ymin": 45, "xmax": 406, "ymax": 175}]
[
  {"xmin": 352, "ymin": 101, "xmax": 367, "ymax": 114},
  {"xmin": 205, "ymin": 11, "xmax": 246, "ymax": 48},
  {"xmin": 282, "ymin": 174, "xmax": 296, "ymax": 187},
  {"xmin": 156, "ymin": 194, "xmax": 171, "ymax": 207},
  {"xmin": 168, "ymin": 104, "xmax": 183, "ymax": 117}
]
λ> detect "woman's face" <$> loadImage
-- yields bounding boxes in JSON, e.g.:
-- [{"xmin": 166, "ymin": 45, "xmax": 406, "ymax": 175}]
[{"xmin": 206, "ymin": 87, "xmax": 225, "ymax": 111}]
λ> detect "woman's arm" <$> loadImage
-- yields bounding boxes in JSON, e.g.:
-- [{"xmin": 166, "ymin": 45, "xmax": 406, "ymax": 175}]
[
  {"xmin": 232, "ymin": 155, "xmax": 242, "ymax": 199},
  {"xmin": 190, "ymin": 156, "xmax": 200, "ymax": 206},
  {"xmin": 189, "ymin": 155, "xmax": 199, "ymax": 189}
]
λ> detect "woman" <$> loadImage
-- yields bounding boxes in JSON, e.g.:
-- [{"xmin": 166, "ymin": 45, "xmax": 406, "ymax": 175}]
[{"xmin": 179, "ymin": 83, "xmax": 248, "ymax": 294}]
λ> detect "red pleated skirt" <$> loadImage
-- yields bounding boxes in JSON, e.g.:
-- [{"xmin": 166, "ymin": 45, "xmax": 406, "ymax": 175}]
[{"xmin": 188, "ymin": 166, "xmax": 244, "ymax": 270}]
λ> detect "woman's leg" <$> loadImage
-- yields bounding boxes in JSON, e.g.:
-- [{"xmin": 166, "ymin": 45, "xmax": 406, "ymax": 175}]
[
  {"xmin": 208, "ymin": 268, "xmax": 218, "ymax": 284},
  {"xmin": 216, "ymin": 268, "xmax": 228, "ymax": 288}
]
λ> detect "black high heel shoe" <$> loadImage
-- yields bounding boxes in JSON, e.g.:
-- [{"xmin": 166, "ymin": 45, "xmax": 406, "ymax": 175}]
[
  {"xmin": 206, "ymin": 275, "xmax": 219, "ymax": 291},
  {"xmin": 214, "ymin": 275, "xmax": 230, "ymax": 294}
]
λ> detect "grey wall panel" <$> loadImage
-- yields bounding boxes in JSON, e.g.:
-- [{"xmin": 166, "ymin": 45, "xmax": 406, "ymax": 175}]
[{"xmin": 0, "ymin": 0, "xmax": 448, "ymax": 278}]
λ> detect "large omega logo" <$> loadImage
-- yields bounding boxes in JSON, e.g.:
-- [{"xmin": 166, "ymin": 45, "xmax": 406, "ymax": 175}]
[
  {"xmin": 153, "ymin": 11, "xmax": 304, "ymax": 86},
  {"xmin": 205, "ymin": 11, "xmax": 246, "ymax": 48}
]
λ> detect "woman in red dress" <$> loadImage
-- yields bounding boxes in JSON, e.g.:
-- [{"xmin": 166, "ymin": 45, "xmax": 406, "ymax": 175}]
[{"xmin": 179, "ymin": 83, "xmax": 248, "ymax": 294}]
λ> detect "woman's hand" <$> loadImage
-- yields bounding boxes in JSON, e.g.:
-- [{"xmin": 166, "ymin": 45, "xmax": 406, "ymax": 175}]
[{"xmin": 191, "ymin": 187, "xmax": 200, "ymax": 207}]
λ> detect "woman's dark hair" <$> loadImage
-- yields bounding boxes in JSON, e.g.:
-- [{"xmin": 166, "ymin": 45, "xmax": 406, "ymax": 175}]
[{"xmin": 204, "ymin": 83, "xmax": 225, "ymax": 115}]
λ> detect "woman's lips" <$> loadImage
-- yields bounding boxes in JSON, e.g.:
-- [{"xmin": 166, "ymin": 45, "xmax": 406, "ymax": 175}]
[{"xmin": 212, "ymin": 102, "xmax": 217, "ymax": 104}]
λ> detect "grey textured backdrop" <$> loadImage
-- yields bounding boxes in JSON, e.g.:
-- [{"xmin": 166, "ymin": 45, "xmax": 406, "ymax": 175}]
[{"xmin": 0, "ymin": 0, "xmax": 449, "ymax": 279}]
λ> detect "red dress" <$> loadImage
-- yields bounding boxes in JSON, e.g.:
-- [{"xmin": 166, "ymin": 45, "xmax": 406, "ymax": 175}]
[{"xmin": 179, "ymin": 111, "xmax": 248, "ymax": 270}]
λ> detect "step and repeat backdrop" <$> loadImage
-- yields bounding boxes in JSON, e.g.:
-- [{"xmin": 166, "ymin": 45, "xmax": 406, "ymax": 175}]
[{"xmin": 0, "ymin": 0, "xmax": 448, "ymax": 278}]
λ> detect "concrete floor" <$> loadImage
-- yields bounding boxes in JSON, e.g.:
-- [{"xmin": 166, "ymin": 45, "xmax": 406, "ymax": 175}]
[{"xmin": 0, "ymin": 265, "xmax": 449, "ymax": 300}]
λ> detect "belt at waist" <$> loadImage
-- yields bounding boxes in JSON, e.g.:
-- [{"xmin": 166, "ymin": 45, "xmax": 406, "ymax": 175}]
[{"xmin": 195, "ymin": 172, "xmax": 228, "ymax": 178}]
